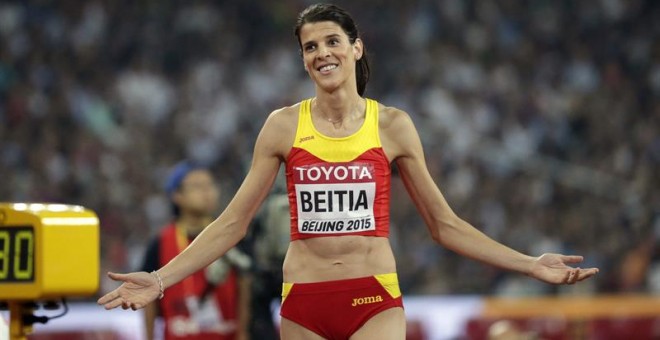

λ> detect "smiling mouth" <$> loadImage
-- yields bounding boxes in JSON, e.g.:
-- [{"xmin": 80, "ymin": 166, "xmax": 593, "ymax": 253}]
[{"xmin": 317, "ymin": 64, "xmax": 338, "ymax": 73}]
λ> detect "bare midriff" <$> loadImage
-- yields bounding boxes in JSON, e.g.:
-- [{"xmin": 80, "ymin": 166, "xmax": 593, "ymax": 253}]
[{"xmin": 282, "ymin": 235, "xmax": 396, "ymax": 283}]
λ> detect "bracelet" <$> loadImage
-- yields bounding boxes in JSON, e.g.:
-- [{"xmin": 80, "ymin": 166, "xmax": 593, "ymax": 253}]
[{"xmin": 151, "ymin": 271, "xmax": 164, "ymax": 299}]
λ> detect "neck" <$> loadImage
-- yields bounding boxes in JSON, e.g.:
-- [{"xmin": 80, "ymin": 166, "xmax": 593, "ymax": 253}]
[
  {"xmin": 314, "ymin": 87, "xmax": 363, "ymax": 122},
  {"xmin": 175, "ymin": 214, "xmax": 211, "ymax": 237}
]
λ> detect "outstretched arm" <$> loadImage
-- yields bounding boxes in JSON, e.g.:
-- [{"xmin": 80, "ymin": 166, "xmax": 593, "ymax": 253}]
[
  {"xmin": 98, "ymin": 109, "xmax": 291, "ymax": 310},
  {"xmin": 382, "ymin": 108, "xmax": 598, "ymax": 284}
]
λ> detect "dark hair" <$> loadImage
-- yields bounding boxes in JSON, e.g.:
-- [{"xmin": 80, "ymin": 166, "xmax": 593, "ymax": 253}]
[{"xmin": 294, "ymin": 3, "xmax": 370, "ymax": 96}]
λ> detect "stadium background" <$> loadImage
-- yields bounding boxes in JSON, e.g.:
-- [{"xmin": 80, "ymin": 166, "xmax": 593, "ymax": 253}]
[{"xmin": 0, "ymin": 0, "xmax": 658, "ymax": 338}]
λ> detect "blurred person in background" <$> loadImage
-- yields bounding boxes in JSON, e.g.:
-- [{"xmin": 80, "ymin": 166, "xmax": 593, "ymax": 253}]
[
  {"xmin": 246, "ymin": 173, "xmax": 291, "ymax": 339},
  {"xmin": 99, "ymin": 4, "xmax": 598, "ymax": 339},
  {"xmin": 140, "ymin": 161, "xmax": 252, "ymax": 340}
]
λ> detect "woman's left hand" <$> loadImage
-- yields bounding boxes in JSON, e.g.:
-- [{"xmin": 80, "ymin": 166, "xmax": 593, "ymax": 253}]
[{"xmin": 528, "ymin": 253, "xmax": 599, "ymax": 285}]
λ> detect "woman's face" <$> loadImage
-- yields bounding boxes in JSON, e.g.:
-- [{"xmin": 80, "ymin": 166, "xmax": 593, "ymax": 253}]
[{"xmin": 298, "ymin": 21, "xmax": 363, "ymax": 93}]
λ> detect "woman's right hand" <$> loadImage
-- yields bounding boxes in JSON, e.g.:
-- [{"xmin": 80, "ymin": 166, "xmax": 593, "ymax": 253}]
[{"xmin": 97, "ymin": 271, "xmax": 161, "ymax": 310}]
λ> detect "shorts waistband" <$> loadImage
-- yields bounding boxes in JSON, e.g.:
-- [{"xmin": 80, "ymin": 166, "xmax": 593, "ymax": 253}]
[{"xmin": 284, "ymin": 273, "xmax": 398, "ymax": 294}]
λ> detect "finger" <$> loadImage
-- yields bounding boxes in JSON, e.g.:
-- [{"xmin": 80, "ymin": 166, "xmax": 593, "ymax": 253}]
[
  {"xmin": 568, "ymin": 268, "xmax": 579, "ymax": 284},
  {"xmin": 97, "ymin": 290, "xmax": 119, "ymax": 305},
  {"xmin": 561, "ymin": 255, "xmax": 584, "ymax": 264},
  {"xmin": 565, "ymin": 270, "xmax": 574, "ymax": 284},
  {"xmin": 108, "ymin": 272, "xmax": 130, "ymax": 281},
  {"xmin": 576, "ymin": 268, "xmax": 600, "ymax": 281},
  {"xmin": 562, "ymin": 269, "xmax": 572, "ymax": 284},
  {"xmin": 103, "ymin": 297, "xmax": 124, "ymax": 310}
]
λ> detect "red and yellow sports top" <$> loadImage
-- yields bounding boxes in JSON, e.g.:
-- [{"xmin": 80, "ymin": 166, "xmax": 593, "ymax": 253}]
[{"xmin": 286, "ymin": 98, "xmax": 391, "ymax": 240}]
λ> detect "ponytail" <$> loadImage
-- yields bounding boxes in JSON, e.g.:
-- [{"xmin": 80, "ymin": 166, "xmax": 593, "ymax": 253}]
[{"xmin": 356, "ymin": 47, "xmax": 370, "ymax": 96}]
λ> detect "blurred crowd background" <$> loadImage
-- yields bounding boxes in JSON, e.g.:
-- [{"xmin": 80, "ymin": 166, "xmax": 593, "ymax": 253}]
[{"xmin": 0, "ymin": 0, "xmax": 658, "ymax": 297}]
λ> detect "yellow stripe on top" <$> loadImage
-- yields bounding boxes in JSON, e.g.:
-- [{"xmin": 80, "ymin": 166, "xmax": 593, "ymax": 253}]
[{"xmin": 293, "ymin": 98, "xmax": 381, "ymax": 162}]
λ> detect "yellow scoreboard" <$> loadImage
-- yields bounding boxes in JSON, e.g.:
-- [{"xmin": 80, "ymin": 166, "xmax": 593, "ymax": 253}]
[{"xmin": 0, "ymin": 203, "xmax": 99, "ymax": 300}]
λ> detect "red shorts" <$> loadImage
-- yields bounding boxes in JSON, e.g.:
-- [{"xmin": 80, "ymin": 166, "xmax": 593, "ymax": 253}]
[{"xmin": 280, "ymin": 273, "xmax": 404, "ymax": 339}]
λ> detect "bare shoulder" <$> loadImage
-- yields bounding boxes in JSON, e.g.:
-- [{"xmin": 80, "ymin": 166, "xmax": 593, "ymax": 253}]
[
  {"xmin": 377, "ymin": 103, "xmax": 417, "ymax": 139},
  {"xmin": 257, "ymin": 102, "xmax": 301, "ymax": 158},
  {"xmin": 377, "ymin": 103, "xmax": 414, "ymax": 130},
  {"xmin": 376, "ymin": 102, "xmax": 420, "ymax": 161},
  {"xmin": 266, "ymin": 102, "xmax": 300, "ymax": 128}
]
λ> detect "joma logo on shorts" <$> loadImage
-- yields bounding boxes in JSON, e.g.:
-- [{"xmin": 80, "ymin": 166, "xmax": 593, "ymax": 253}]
[{"xmin": 351, "ymin": 295, "xmax": 383, "ymax": 307}]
